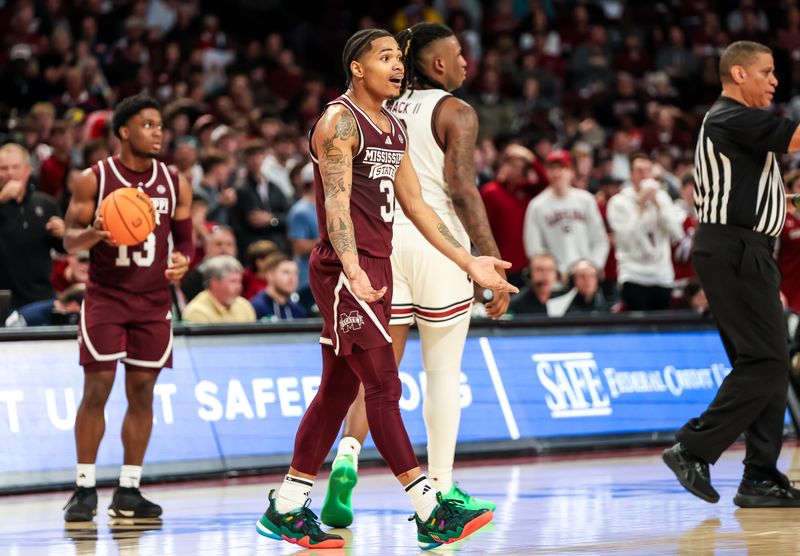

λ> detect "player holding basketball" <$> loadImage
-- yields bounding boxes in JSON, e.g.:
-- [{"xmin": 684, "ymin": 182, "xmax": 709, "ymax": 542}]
[
  {"xmin": 321, "ymin": 22, "xmax": 509, "ymax": 529},
  {"xmin": 255, "ymin": 29, "xmax": 516, "ymax": 550},
  {"xmin": 62, "ymin": 94, "xmax": 193, "ymax": 521}
]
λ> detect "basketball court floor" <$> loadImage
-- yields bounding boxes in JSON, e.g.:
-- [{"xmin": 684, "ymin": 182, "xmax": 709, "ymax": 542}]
[{"xmin": 2, "ymin": 443, "xmax": 800, "ymax": 555}]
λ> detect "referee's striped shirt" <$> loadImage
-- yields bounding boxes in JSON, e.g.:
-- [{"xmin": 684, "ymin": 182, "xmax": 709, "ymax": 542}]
[{"xmin": 694, "ymin": 96, "xmax": 799, "ymax": 237}]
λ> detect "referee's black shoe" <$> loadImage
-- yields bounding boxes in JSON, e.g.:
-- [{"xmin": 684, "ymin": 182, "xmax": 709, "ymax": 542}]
[
  {"xmin": 662, "ymin": 443, "xmax": 720, "ymax": 503},
  {"xmin": 734, "ymin": 476, "xmax": 800, "ymax": 508},
  {"xmin": 107, "ymin": 487, "xmax": 163, "ymax": 518}
]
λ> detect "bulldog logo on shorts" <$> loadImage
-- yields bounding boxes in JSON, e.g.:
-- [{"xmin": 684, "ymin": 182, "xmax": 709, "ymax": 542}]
[{"xmin": 339, "ymin": 311, "xmax": 365, "ymax": 333}]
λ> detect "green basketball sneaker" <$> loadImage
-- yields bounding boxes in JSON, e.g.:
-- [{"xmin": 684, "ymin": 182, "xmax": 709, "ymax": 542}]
[
  {"xmin": 442, "ymin": 482, "xmax": 496, "ymax": 512},
  {"xmin": 321, "ymin": 455, "xmax": 358, "ymax": 527},
  {"xmin": 255, "ymin": 489, "xmax": 345, "ymax": 549},
  {"xmin": 410, "ymin": 492, "xmax": 494, "ymax": 550}
]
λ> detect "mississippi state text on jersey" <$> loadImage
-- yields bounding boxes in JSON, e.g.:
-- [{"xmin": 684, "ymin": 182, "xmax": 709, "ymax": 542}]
[{"xmin": 309, "ymin": 94, "xmax": 408, "ymax": 258}]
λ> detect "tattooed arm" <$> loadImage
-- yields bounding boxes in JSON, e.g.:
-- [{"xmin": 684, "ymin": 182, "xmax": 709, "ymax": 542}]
[
  {"xmin": 394, "ymin": 154, "xmax": 517, "ymax": 294},
  {"xmin": 438, "ymin": 97, "xmax": 509, "ymax": 318},
  {"xmin": 311, "ymin": 104, "xmax": 386, "ymax": 302}
]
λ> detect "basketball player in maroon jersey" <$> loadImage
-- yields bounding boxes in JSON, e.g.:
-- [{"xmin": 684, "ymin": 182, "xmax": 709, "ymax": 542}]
[
  {"xmin": 255, "ymin": 29, "xmax": 517, "ymax": 550},
  {"xmin": 61, "ymin": 94, "xmax": 194, "ymax": 522}
]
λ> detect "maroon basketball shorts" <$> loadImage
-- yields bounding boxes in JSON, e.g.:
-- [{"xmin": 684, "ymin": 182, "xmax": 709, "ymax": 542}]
[
  {"xmin": 78, "ymin": 283, "xmax": 174, "ymax": 369},
  {"xmin": 310, "ymin": 242, "xmax": 393, "ymax": 356}
]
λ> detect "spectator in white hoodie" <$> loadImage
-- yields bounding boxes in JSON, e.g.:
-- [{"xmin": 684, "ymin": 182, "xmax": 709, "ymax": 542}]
[{"xmin": 607, "ymin": 153, "xmax": 684, "ymax": 310}]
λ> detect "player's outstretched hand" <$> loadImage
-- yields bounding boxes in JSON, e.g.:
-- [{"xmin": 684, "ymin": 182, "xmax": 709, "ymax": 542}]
[
  {"xmin": 165, "ymin": 251, "xmax": 190, "ymax": 283},
  {"xmin": 346, "ymin": 265, "xmax": 387, "ymax": 303},
  {"xmin": 485, "ymin": 290, "xmax": 511, "ymax": 319},
  {"xmin": 466, "ymin": 257, "xmax": 518, "ymax": 294}
]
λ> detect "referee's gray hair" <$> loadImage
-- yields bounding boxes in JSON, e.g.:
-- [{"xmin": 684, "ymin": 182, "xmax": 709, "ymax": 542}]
[
  {"xmin": 719, "ymin": 41, "xmax": 772, "ymax": 82},
  {"xmin": 200, "ymin": 255, "xmax": 243, "ymax": 288}
]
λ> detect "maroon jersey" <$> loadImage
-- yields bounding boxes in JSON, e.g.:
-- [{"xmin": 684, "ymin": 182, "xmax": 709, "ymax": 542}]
[
  {"xmin": 310, "ymin": 94, "xmax": 408, "ymax": 258},
  {"xmin": 779, "ymin": 210, "xmax": 800, "ymax": 312},
  {"xmin": 89, "ymin": 156, "xmax": 178, "ymax": 293}
]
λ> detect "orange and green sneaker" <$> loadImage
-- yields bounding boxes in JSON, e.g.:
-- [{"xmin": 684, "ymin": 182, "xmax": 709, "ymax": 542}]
[
  {"xmin": 410, "ymin": 492, "xmax": 493, "ymax": 550},
  {"xmin": 321, "ymin": 455, "xmax": 358, "ymax": 527},
  {"xmin": 255, "ymin": 489, "xmax": 344, "ymax": 549},
  {"xmin": 442, "ymin": 482, "xmax": 496, "ymax": 512}
]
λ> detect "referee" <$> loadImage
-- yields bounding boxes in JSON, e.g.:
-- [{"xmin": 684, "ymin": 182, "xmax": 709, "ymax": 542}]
[{"xmin": 663, "ymin": 41, "xmax": 800, "ymax": 507}]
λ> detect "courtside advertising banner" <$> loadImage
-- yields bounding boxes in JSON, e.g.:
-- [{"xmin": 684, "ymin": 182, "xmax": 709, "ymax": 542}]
[{"xmin": 0, "ymin": 328, "xmax": 747, "ymax": 489}]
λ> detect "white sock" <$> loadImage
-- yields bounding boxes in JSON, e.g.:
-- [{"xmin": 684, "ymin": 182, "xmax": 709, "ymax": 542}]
[
  {"xmin": 335, "ymin": 436, "xmax": 362, "ymax": 471},
  {"xmin": 119, "ymin": 465, "xmax": 142, "ymax": 488},
  {"xmin": 405, "ymin": 475, "xmax": 439, "ymax": 521},
  {"xmin": 429, "ymin": 470, "xmax": 453, "ymax": 494},
  {"xmin": 76, "ymin": 464, "xmax": 96, "ymax": 488},
  {"xmin": 276, "ymin": 474, "xmax": 313, "ymax": 513}
]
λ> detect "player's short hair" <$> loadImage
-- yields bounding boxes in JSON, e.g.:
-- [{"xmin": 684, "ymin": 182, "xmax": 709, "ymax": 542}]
[
  {"xmin": 112, "ymin": 93, "xmax": 161, "ymax": 139},
  {"xmin": 342, "ymin": 28, "xmax": 393, "ymax": 88},
  {"xmin": 395, "ymin": 22, "xmax": 454, "ymax": 95},
  {"xmin": 201, "ymin": 255, "xmax": 243, "ymax": 287},
  {"xmin": 719, "ymin": 41, "xmax": 772, "ymax": 82}
]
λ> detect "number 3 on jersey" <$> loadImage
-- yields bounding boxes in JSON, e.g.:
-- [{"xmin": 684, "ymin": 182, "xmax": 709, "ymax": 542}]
[
  {"xmin": 115, "ymin": 233, "xmax": 156, "ymax": 267},
  {"xmin": 379, "ymin": 179, "xmax": 395, "ymax": 223}
]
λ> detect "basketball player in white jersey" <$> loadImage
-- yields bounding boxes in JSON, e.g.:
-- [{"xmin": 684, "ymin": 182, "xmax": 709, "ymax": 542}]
[{"xmin": 321, "ymin": 23, "xmax": 509, "ymax": 528}]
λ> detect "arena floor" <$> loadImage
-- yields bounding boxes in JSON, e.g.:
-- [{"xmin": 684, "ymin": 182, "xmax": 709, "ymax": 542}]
[{"xmin": 2, "ymin": 444, "xmax": 800, "ymax": 555}]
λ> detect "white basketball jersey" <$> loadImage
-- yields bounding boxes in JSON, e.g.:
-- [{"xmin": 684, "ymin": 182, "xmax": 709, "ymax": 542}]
[{"xmin": 386, "ymin": 89, "xmax": 453, "ymax": 225}]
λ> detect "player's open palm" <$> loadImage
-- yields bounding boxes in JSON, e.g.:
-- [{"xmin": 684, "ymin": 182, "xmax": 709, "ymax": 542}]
[
  {"xmin": 348, "ymin": 266, "xmax": 387, "ymax": 303},
  {"xmin": 466, "ymin": 257, "xmax": 518, "ymax": 294}
]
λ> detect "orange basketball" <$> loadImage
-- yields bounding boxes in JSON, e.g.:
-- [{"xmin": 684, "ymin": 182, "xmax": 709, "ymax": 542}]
[{"xmin": 99, "ymin": 187, "xmax": 157, "ymax": 246}]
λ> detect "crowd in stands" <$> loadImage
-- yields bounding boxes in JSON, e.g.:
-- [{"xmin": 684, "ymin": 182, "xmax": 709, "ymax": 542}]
[{"xmin": 4, "ymin": 0, "xmax": 800, "ymax": 327}]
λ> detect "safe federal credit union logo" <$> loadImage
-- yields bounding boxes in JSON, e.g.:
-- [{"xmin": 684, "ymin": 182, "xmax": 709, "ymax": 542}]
[
  {"xmin": 533, "ymin": 350, "xmax": 732, "ymax": 419},
  {"xmin": 534, "ymin": 352, "xmax": 611, "ymax": 418}
]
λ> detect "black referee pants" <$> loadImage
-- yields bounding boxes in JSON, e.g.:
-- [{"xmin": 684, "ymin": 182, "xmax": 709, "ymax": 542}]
[{"xmin": 676, "ymin": 224, "xmax": 790, "ymax": 481}]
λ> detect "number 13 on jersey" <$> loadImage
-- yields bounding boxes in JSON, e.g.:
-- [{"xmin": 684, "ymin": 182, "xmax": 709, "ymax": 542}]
[{"xmin": 115, "ymin": 233, "xmax": 156, "ymax": 267}]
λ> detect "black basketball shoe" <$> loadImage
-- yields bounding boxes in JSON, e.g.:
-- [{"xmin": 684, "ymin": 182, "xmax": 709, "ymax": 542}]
[
  {"xmin": 107, "ymin": 487, "xmax": 163, "ymax": 518},
  {"xmin": 734, "ymin": 477, "xmax": 800, "ymax": 508},
  {"xmin": 662, "ymin": 443, "xmax": 720, "ymax": 503},
  {"xmin": 63, "ymin": 486, "xmax": 98, "ymax": 522}
]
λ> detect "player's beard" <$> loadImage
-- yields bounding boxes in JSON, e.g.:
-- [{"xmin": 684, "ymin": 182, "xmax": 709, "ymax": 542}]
[{"xmin": 130, "ymin": 143, "xmax": 157, "ymax": 159}]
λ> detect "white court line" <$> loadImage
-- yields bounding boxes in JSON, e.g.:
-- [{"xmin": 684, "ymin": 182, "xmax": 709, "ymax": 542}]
[{"xmin": 479, "ymin": 337, "xmax": 520, "ymax": 440}]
